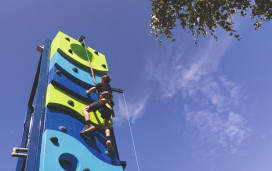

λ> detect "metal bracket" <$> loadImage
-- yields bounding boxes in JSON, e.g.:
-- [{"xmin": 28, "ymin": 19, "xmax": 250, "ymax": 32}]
[
  {"xmin": 36, "ymin": 45, "xmax": 44, "ymax": 53},
  {"xmin": 120, "ymin": 161, "xmax": 127, "ymax": 170},
  {"xmin": 12, "ymin": 147, "xmax": 28, "ymax": 157},
  {"xmin": 112, "ymin": 88, "xmax": 124, "ymax": 93}
]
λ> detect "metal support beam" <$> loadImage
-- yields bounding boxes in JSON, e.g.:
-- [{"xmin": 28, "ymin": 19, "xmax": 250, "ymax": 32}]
[{"xmin": 19, "ymin": 40, "xmax": 51, "ymax": 171}]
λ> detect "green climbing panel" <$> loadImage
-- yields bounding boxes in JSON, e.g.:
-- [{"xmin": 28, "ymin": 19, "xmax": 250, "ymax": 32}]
[
  {"xmin": 50, "ymin": 31, "xmax": 109, "ymax": 74},
  {"xmin": 45, "ymin": 83, "xmax": 113, "ymax": 129}
]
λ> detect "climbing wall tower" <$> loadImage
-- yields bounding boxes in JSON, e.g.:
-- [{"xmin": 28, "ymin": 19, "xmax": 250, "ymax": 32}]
[{"xmin": 14, "ymin": 31, "xmax": 126, "ymax": 171}]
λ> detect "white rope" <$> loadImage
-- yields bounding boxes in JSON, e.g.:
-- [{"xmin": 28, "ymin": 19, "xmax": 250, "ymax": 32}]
[{"xmin": 122, "ymin": 92, "xmax": 140, "ymax": 171}]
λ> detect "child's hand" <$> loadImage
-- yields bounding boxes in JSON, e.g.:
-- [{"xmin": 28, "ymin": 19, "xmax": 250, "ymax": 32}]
[{"xmin": 85, "ymin": 90, "xmax": 90, "ymax": 95}]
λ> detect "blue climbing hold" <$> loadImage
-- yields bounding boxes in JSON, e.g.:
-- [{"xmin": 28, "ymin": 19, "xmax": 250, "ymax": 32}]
[{"xmin": 59, "ymin": 126, "xmax": 67, "ymax": 133}]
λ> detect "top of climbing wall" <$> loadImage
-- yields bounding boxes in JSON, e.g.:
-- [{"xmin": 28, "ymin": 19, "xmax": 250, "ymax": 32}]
[{"xmin": 50, "ymin": 31, "xmax": 109, "ymax": 74}]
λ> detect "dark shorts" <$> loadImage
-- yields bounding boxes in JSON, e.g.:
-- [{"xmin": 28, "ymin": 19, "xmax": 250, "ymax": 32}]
[{"xmin": 88, "ymin": 100, "xmax": 112, "ymax": 121}]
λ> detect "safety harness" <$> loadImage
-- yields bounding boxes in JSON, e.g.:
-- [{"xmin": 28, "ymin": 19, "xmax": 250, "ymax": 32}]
[{"xmin": 99, "ymin": 91, "xmax": 115, "ymax": 117}]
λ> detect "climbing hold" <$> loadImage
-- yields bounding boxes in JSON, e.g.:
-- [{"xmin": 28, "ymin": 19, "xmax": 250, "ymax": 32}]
[
  {"xmin": 102, "ymin": 64, "xmax": 107, "ymax": 69},
  {"xmin": 68, "ymin": 49, "xmax": 73, "ymax": 54},
  {"xmin": 94, "ymin": 51, "xmax": 99, "ymax": 55},
  {"xmin": 50, "ymin": 137, "xmax": 58, "ymax": 144},
  {"xmin": 105, "ymin": 144, "xmax": 114, "ymax": 155},
  {"xmin": 105, "ymin": 151, "xmax": 110, "ymax": 155},
  {"xmin": 65, "ymin": 37, "xmax": 70, "ymax": 41},
  {"xmin": 56, "ymin": 70, "xmax": 61, "ymax": 76},
  {"xmin": 67, "ymin": 100, "xmax": 74, "ymax": 107},
  {"xmin": 72, "ymin": 67, "xmax": 78, "ymax": 73},
  {"xmin": 83, "ymin": 168, "xmax": 90, "ymax": 171},
  {"xmin": 59, "ymin": 126, "xmax": 67, "ymax": 133}
]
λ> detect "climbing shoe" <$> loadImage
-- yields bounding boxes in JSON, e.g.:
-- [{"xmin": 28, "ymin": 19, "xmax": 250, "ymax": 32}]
[{"xmin": 80, "ymin": 124, "xmax": 95, "ymax": 134}]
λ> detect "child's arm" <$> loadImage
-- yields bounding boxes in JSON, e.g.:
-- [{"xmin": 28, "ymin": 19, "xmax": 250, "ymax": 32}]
[{"xmin": 86, "ymin": 87, "xmax": 97, "ymax": 95}]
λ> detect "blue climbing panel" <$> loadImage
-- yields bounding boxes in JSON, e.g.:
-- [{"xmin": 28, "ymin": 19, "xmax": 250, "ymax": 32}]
[
  {"xmin": 49, "ymin": 51, "xmax": 103, "ymax": 88},
  {"xmin": 43, "ymin": 107, "xmax": 120, "ymax": 166},
  {"xmin": 39, "ymin": 129, "xmax": 123, "ymax": 171}
]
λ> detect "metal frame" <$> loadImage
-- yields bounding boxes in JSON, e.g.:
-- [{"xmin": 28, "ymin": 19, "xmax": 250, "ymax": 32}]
[{"xmin": 16, "ymin": 40, "xmax": 51, "ymax": 171}]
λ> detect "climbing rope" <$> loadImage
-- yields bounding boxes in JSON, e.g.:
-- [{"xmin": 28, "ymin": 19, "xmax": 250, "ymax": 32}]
[
  {"xmin": 122, "ymin": 92, "xmax": 141, "ymax": 171},
  {"xmin": 81, "ymin": 38, "xmax": 96, "ymax": 84}
]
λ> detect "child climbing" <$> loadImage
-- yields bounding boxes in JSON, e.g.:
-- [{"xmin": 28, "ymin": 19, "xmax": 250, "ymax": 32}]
[{"xmin": 80, "ymin": 75, "xmax": 114, "ymax": 148}]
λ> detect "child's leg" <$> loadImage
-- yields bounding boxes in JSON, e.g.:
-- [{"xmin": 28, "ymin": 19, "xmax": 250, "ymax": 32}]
[
  {"xmin": 83, "ymin": 100, "xmax": 103, "ymax": 123},
  {"xmin": 80, "ymin": 106, "xmax": 95, "ymax": 134},
  {"xmin": 104, "ymin": 119, "xmax": 110, "ymax": 137},
  {"xmin": 104, "ymin": 119, "xmax": 112, "ymax": 146},
  {"xmin": 82, "ymin": 106, "xmax": 91, "ymax": 121}
]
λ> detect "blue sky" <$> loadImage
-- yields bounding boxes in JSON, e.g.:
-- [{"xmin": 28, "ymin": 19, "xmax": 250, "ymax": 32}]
[{"xmin": 1, "ymin": 0, "xmax": 272, "ymax": 171}]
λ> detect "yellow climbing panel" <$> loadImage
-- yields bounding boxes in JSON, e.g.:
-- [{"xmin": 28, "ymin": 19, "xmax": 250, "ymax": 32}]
[
  {"xmin": 50, "ymin": 31, "xmax": 109, "ymax": 74},
  {"xmin": 45, "ymin": 83, "xmax": 113, "ymax": 129}
]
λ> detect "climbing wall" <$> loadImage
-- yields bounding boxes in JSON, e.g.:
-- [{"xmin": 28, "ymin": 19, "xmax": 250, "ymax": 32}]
[{"xmin": 38, "ymin": 31, "xmax": 124, "ymax": 171}]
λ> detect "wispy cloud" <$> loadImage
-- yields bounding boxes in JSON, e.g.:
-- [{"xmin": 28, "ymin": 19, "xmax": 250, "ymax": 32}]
[
  {"xmin": 114, "ymin": 93, "xmax": 149, "ymax": 124},
  {"xmin": 146, "ymin": 36, "xmax": 250, "ymax": 154},
  {"xmin": 186, "ymin": 109, "xmax": 250, "ymax": 155},
  {"xmin": 146, "ymin": 36, "xmax": 232, "ymax": 99}
]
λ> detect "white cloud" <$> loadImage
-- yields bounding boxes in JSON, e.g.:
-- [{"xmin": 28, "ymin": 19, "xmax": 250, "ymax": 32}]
[
  {"xmin": 186, "ymin": 109, "xmax": 250, "ymax": 154},
  {"xmin": 113, "ymin": 93, "xmax": 149, "ymax": 124},
  {"xmin": 145, "ymin": 35, "xmax": 250, "ymax": 154}
]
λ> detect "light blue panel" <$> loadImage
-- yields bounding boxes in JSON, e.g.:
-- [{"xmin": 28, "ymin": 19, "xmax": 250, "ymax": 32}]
[
  {"xmin": 44, "ymin": 107, "xmax": 121, "ymax": 166},
  {"xmin": 39, "ymin": 129, "xmax": 123, "ymax": 171},
  {"xmin": 49, "ymin": 51, "xmax": 102, "ymax": 87},
  {"xmin": 48, "ymin": 66, "xmax": 98, "ymax": 102}
]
